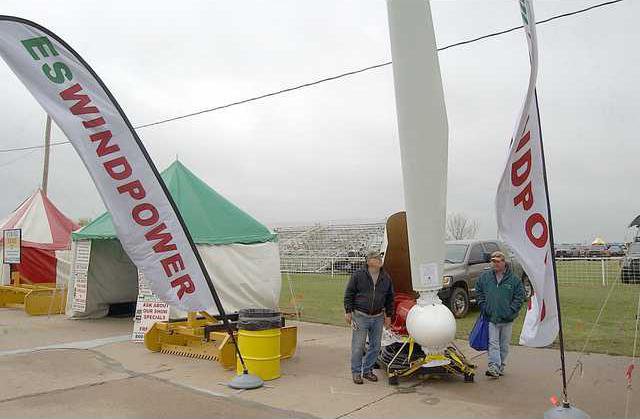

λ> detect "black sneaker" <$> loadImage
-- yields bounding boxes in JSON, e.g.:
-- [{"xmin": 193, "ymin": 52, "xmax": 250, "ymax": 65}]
[
  {"xmin": 363, "ymin": 371, "xmax": 378, "ymax": 382},
  {"xmin": 353, "ymin": 373, "xmax": 363, "ymax": 385},
  {"xmin": 485, "ymin": 369, "xmax": 500, "ymax": 379}
]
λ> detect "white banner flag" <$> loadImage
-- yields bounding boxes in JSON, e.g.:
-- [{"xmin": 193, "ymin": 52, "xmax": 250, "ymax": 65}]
[
  {"xmin": 496, "ymin": 0, "xmax": 559, "ymax": 347},
  {"xmin": 0, "ymin": 16, "xmax": 217, "ymax": 312}
]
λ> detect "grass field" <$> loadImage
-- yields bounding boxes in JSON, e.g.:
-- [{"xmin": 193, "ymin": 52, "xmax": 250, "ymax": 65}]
[{"xmin": 280, "ymin": 263, "xmax": 640, "ymax": 357}]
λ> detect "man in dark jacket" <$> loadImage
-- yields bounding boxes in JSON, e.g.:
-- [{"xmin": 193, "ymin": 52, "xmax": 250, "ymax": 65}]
[
  {"xmin": 344, "ymin": 250, "xmax": 394, "ymax": 384},
  {"xmin": 476, "ymin": 250, "xmax": 525, "ymax": 378}
]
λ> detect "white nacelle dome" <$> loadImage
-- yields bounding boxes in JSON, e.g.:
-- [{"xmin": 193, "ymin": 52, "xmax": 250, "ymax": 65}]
[{"xmin": 406, "ymin": 302, "xmax": 456, "ymax": 353}]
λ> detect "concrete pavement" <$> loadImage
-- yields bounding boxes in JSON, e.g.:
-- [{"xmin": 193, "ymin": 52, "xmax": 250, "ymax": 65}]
[{"xmin": 1, "ymin": 308, "xmax": 637, "ymax": 418}]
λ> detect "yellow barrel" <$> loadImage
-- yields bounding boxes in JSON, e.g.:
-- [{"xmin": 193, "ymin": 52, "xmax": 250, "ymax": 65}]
[{"xmin": 236, "ymin": 328, "xmax": 281, "ymax": 380}]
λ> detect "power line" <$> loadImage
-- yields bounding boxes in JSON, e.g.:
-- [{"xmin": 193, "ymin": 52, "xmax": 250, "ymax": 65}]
[
  {"xmin": 0, "ymin": 140, "xmax": 70, "ymax": 154},
  {"xmin": 0, "ymin": 0, "xmax": 624, "ymax": 154},
  {"xmin": 133, "ymin": 61, "xmax": 393, "ymax": 130},
  {"xmin": 438, "ymin": 0, "xmax": 623, "ymax": 52},
  {"xmin": 133, "ymin": 0, "xmax": 623, "ymax": 130}
]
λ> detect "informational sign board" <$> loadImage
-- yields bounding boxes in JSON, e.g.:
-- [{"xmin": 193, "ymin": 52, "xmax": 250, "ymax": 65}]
[
  {"xmin": 3, "ymin": 229, "xmax": 21, "ymax": 264},
  {"xmin": 71, "ymin": 240, "xmax": 91, "ymax": 313},
  {"xmin": 419, "ymin": 262, "xmax": 440, "ymax": 290},
  {"xmin": 132, "ymin": 271, "xmax": 170, "ymax": 342}
]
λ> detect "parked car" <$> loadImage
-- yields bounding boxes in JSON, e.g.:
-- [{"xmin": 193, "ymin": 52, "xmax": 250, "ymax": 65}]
[
  {"xmin": 438, "ymin": 240, "xmax": 531, "ymax": 318},
  {"xmin": 607, "ymin": 245, "xmax": 625, "ymax": 257},
  {"xmin": 621, "ymin": 242, "xmax": 640, "ymax": 284},
  {"xmin": 587, "ymin": 245, "xmax": 608, "ymax": 258},
  {"xmin": 555, "ymin": 246, "xmax": 573, "ymax": 258},
  {"xmin": 571, "ymin": 246, "xmax": 588, "ymax": 257},
  {"xmin": 332, "ymin": 250, "xmax": 366, "ymax": 273}
]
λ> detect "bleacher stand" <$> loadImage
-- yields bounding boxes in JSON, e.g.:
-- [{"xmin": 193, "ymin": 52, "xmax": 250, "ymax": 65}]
[{"xmin": 273, "ymin": 222, "xmax": 385, "ymax": 274}]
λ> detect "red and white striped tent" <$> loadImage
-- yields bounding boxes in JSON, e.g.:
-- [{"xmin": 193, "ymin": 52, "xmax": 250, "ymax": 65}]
[{"xmin": 0, "ymin": 189, "xmax": 79, "ymax": 285}]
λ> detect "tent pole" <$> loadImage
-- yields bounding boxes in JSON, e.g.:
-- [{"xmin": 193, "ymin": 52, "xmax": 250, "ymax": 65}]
[{"xmin": 42, "ymin": 115, "xmax": 52, "ymax": 196}]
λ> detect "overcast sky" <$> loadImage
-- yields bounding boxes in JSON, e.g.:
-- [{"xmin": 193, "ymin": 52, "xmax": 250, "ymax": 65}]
[{"xmin": 1, "ymin": 0, "xmax": 638, "ymax": 243}]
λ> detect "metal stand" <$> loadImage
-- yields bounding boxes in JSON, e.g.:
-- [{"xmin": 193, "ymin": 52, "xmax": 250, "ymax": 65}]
[
  {"xmin": 228, "ymin": 371, "xmax": 264, "ymax": 390},
  {"xmin": 380, "ymin": 339, "xmax": 475, "ymax": 385},
  {"xmin": 543, "ymin": 405, "xmax": 591, "ymax": 419}
]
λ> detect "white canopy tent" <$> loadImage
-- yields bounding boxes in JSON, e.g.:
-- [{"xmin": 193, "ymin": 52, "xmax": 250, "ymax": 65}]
[{"xmin": 66, "ymin": 161, "xmax": 281, "ymax": 319}]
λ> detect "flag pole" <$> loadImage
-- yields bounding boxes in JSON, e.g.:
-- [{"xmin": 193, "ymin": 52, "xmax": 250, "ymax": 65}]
[
  {"xmin": 41, "ymin": 115, "xmax": 52, "ymax": 196},
  {"xmin": 534, "ymin": 89, "xmax": 569, "ymax": 407}
]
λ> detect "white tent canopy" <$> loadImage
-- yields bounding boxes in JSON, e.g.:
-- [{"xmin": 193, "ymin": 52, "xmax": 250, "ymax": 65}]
[{"xmin": 66, "ymin": 161, "xmax": 281, "ymax": 318}]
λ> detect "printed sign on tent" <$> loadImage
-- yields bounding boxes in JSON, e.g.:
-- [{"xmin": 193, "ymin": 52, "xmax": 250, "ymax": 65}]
[
  {"xmin": 71, "ymin": 240, "xmax": 91, "ymax": 313},
  {"xmin": 3, "ymin": 229, "xmax": 21, "ymax": 264},
  {"xmin": 132, "ymin": 271, "xmax": 170, "ymax": 342}
]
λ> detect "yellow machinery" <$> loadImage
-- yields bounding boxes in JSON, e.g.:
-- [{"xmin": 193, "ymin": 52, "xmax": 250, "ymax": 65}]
[
  {"xmin": 144, "ymin": 311, "xmax": 297, "ymax": 370},
  {"xmin": 380, "ymin": 336, "xmax": 476, "ymax": 385},
  {"xmin": 0, "ymin": 272, "xmax": 66, "ymax": 315}
]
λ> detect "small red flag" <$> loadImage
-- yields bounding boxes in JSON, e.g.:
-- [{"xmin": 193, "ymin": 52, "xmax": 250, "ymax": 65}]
[{"xmin": 626, "ymin": 364, "xmax": 635, "ymax": 386}]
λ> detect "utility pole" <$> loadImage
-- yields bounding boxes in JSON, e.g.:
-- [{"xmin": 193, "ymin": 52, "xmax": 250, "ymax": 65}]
[{"xmin": 42, "ymin": 115, "xmax": 51, "ymax": 196}]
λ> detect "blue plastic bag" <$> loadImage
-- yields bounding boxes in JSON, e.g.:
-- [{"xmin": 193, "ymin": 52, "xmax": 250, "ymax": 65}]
[{"xmin": 469, "ymin": 313, "xmax": 489, "ymax": 351}]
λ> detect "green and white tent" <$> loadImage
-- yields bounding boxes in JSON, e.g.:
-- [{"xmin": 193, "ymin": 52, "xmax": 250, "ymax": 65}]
[{"xmin": 67, "ymin": 161, "xmax": 280, "ymax": 318}]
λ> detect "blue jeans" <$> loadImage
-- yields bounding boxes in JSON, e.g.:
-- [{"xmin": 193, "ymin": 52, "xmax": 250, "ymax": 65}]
[
  {"xmin": 488, "ymin": 321, "xmax": 513, "ymax": 372},
  {"xmin": 350, "ymin": 311, "xmax": 384, "ymax": 375}
]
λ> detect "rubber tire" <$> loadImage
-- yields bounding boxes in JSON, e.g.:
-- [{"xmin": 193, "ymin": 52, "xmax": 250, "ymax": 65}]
[
  {"xmin": 522, "ymin": 276, "xmax": 533, "ymax": 300},
  {"xmin": 447, "ymin": 287, "xmax": 469, "ymax": 319},
  {"xmin": 464, "ymin": 373, "xmax": 475, "ymax": 383},
  {"xmin": 621, "ymin": 273, "xmax": 629, "ymax": 284},
  {"xmin": 389, "ymin": 375, "xmax": 399, "ymax": 386}
]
